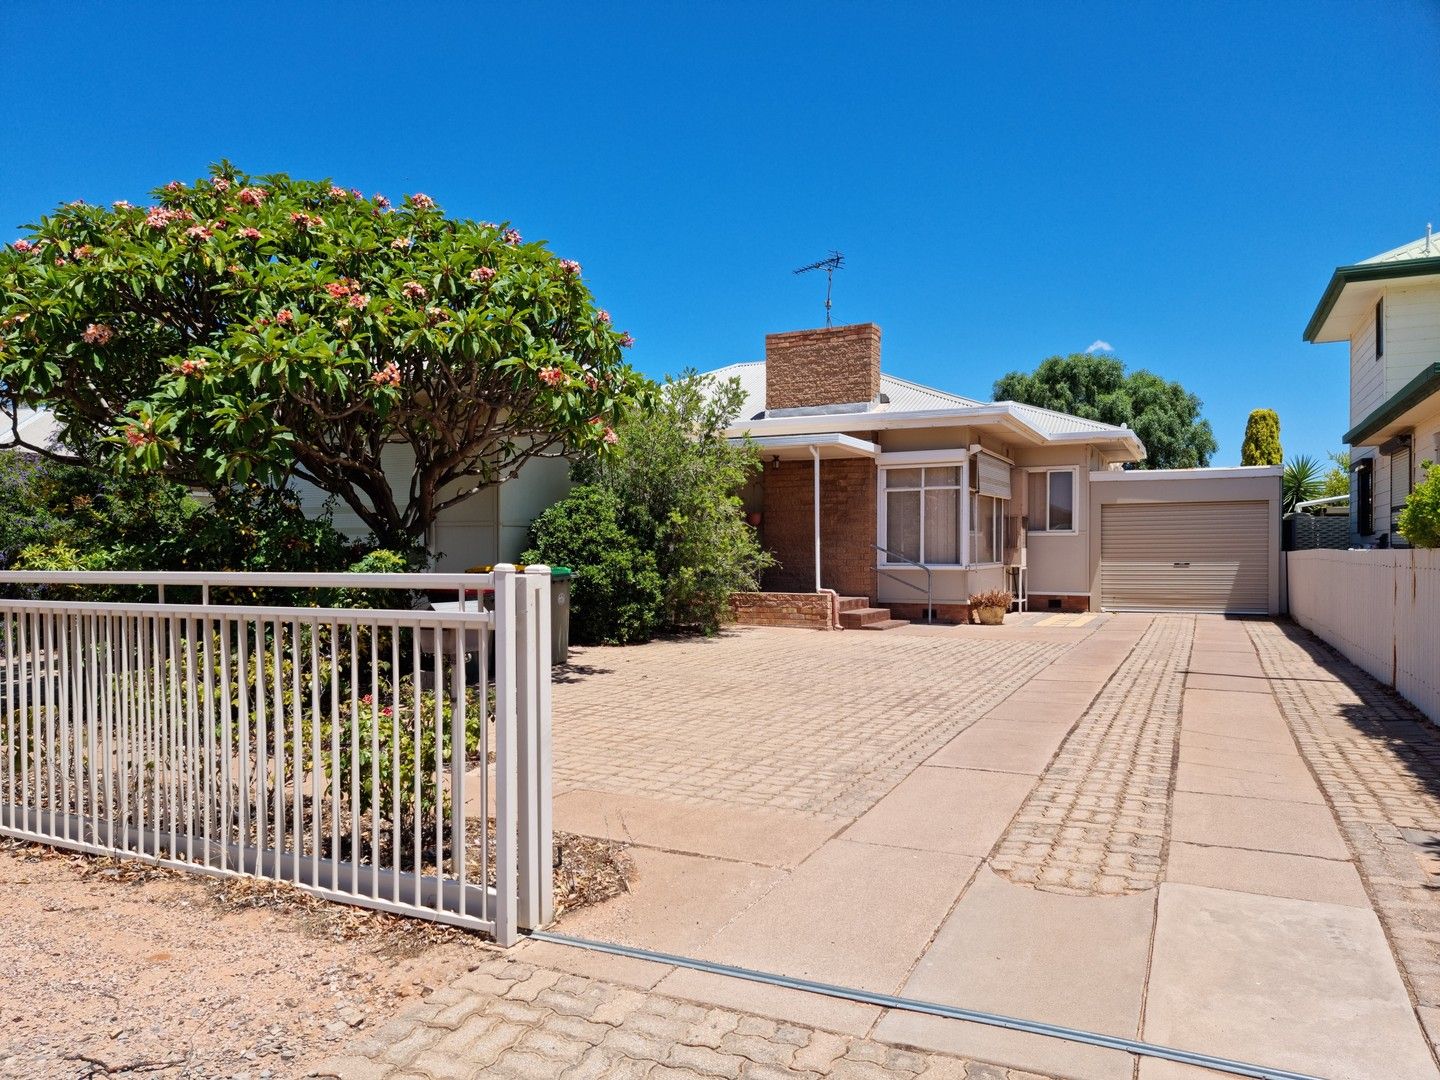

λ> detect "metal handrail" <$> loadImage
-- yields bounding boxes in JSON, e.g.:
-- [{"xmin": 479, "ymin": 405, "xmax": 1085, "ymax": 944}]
[{"xmin": 873, "ymin": 545, "xmax": 933, "ymax": 624}]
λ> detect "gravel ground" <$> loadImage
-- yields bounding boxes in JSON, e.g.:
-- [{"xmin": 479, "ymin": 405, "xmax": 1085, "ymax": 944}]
[{"xmin": 0, "ymin": 835, "xmax": 628, "ymax": 1079}]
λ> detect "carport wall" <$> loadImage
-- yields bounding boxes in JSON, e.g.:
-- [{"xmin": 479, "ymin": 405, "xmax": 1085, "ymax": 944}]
[
  {"xmin": 1087, "ymin": 467, "xmax": 1284, "ymax": 614},
  {"xmin": 760, "ymin": 457, "xmax": 877, "ymax": 600}
]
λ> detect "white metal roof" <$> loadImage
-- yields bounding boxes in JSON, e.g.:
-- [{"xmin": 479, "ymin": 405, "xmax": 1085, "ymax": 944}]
[
  {"xmin": 3, "ymin": 408, "xmax": 63, "ymax": 452},
  {"xmin": 1359, "ymin": 232, "xmax": 1438, "ymax": 264},
  {"xmin": 704, "ymin": 360, "xmax": 1143, "ymax": 457}
]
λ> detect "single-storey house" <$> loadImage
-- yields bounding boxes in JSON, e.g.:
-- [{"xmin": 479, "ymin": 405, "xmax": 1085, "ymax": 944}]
[
  {"xmin": 713, "ymin": 323, "xmax": 1282, "ymax": 626},
  {"xmin": 1303, "ymin": 230, "xmax": 1440, "ymax": 547}
]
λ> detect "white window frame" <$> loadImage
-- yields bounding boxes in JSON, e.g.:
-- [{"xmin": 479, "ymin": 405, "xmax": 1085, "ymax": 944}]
[
  {"xmin": 967, "ymin": 490, "xmax": 1006, "ymax": 567},
  {"xmin": 1023, "ymin": 466, "xmax": 1080, "ymax": 535},
  {"xmin": 877, "ymin": 458, "xmax": 969, "ymax": 567}
]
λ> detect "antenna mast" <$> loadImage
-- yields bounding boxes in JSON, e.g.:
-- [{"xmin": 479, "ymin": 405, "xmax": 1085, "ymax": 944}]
[{"xmin": 794, "ymin": 250, "xmax": 845, "ymax": 327}]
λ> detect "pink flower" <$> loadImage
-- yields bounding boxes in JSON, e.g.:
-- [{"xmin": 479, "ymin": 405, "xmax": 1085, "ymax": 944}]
[
  {"xmin": 402, "ymin": 280, "xmax": 426, "ymax": 300},
  {"xmin": 54, "ymin": 257, "xmax": 66, "ymax": 266},
  {"xmin": 236, "ymin": 187, "xmax": 266, "ymax": 206},
  {"xmin": 289, "ymin": 211, "xmax": 324, "ymax": 230},
  {"xmin": 124, "ymin": 427, "xmax": 152, "ymax": 448},
  {"xmin": 184, "ymin": 224, "xmax": 213, "ymax": 241},
  {"xmin": 12, "ymin": 240, "xmax": 33, "ymax": 253},
  {"xmin": 503, "ymin": 228, "xmax": 522, "ymax": 246},
  {"xmin": 164, "ymin": 181, "xmax": 183, "ymax": 193},
  {"xmin": 409, "ymin": 193, "xmax": 435, "ymax": 209},
  {"xmin": 596, "ymin": 309, "xmax": 611, "ymax": 325},
  {"xmin": 347, "ymin": 292, "xmax": 369, "ymax": 310},
  {"xmin": 144, "ymin": 206, "xmax": 191, "ymax": 229},
  {"xmin": 111, "ymin": 200, "xmax": 132, "ymax": 210},
  {"xmin": 83, "ymin": 323, "xmax": 114, "ymax": 345},
  {"xmin": 469, "ymin": 266, "xmax": 496, "ymax": 283},
  {"xmin": 350, "ymin": 188, "xmax": 363, "ymax": 200},
  {"xmin": 329, "ymin": 186, "xmax": 349, "ymax": 199},
  {"xmin": 238, "ymin": 227, "xmax": 263, "ymax": 240},
  {"xmin": 371, "ymin": 361, "xmax": 402, "ymax": 388},
  {"xmin": 74, "ymin": 245, "xmax": 95, "ymax": 259},
  {"xmin": 558, "ymin": 259, "xmax": 581, "ymax": 276},
  {"xmin": 275, "ymin": 308, "xmax": 294, "ymax": 326},
  {"xmin": 212, "ymin": 177, "xmax": 231, "ymax": 192},
  {"xmin": 538, "ymin": 366, "xmax": 565, "ymax": 387},
  {"xmin": 390, "ymin": 236, "xmax": 411, "ymax": 250},
  {"xmin": 603, "ymin": 426, "xmax": 618, "ymax": 445},
  {"xmin": 425, "ymin": 306, "xmax": 446, "ymax": 324},
  {"xmin": 179, "ymin": 358, "xmax": 208, "ymax": 376},
  {"xmin": 373, "ymin": 194, "xmax": 390, "ymax": 209},
  {"xmin": 324, "ymin": 280, "xmax": 353, "ymax": 298},
  {"xmin": 582, "ymin": 371, "xmax": 599, "ymax": 391},
  {"xmin": 619, "ymin": 332, "xmax": 634, "ymax": 348}
]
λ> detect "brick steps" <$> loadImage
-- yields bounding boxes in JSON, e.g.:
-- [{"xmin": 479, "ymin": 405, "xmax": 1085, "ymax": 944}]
[{"xmin": 836, "ymin": 597, "xmax": 908, "ymax": 631}]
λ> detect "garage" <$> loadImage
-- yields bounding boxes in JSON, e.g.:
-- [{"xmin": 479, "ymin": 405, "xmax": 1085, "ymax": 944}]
[{"xmin": 1089, "ymin": 468, "xmax": 1283, "ymax": 615}]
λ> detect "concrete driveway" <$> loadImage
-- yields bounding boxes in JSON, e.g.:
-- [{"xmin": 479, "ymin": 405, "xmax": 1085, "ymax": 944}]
[{"xmin": 527, "ymin": 614, "xmax": 1440, "ymax": 1080}]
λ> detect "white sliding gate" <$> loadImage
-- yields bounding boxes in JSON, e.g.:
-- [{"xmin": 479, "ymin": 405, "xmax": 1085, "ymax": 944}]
[{"xmin": 0, "ymin": 565, "xmax": 553, "ymax": 946}]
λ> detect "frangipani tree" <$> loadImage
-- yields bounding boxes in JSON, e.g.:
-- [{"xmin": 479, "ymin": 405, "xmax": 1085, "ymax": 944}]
[{"xmin": 0, "ymin": 165, "xmax": 648, "ymax": 550}]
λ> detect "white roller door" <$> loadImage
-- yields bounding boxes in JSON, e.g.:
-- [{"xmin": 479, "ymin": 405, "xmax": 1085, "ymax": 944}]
[{"xmin": 1100, "ymin": 501, "xmax": 1271, "ymax": 613}]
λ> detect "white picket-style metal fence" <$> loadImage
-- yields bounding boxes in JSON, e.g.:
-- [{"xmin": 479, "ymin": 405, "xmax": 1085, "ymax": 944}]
[{"xmin": 0, "ymin": 565, "xmax": 553, "ymax": 946}]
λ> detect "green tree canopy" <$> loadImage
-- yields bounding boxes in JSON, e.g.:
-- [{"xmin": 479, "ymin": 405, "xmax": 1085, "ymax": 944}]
[
  {"xmin": 1240, "ymin": 408, "xmax": 1282, "ymax": 466},
  {"xmin": 1282, "ymin": 454, "xmax": 1324, "ymax": 512},
  {"xmin": 1321, "ymin": 450, "xmax": 1350, "ymax": 499},
  {"xmin": 0, "ymin": 165, "xmax": 649, "ymax": 550},
  {"xmin": 993, "ymin": 352, "xmax": 1217, "ymax": 469}
]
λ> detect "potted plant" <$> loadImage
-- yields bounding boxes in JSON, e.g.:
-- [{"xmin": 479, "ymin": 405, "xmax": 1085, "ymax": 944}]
[{"xmin": 969, "ymin": 589, "xmax": 1013, "ymax": 625}]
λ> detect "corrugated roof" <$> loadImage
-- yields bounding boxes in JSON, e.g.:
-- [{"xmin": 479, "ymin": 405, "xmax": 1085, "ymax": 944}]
[
  {"xmin": 1359, "ymin": 233, "xmax": 1438, "ymax": 264},
  {"xmin": 703, "ymin": 360, "xmax": 1132, "ymax": 441}
]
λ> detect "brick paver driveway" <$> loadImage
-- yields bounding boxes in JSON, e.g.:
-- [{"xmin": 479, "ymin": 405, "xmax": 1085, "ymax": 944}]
[{"xmin": 323, "ymin": 615, "xmax": 1440, "ymax": 1080}]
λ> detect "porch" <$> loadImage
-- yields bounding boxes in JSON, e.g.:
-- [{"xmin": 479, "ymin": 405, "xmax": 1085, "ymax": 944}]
[{"xmin": 739, "ymin": 434, "xmax": 1022, "ymax": 625}]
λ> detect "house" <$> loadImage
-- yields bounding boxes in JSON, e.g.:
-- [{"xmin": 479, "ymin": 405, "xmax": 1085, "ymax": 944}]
[
  {"xmin": 713, "ymin": 323, "xmax": 1282, "ymax": 624},
  {"xmin": 1304, "ymin": 230, "xmax": 1440, "ymax": 547}
]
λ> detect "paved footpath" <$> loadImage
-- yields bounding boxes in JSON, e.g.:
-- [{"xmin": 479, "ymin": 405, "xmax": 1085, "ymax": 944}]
[{"xmin": 317, "ymin": 957, "xmax": 1045, "ymax": 1080}]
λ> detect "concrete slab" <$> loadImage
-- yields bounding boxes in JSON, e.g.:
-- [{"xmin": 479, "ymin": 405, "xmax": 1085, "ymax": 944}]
[
  {"xmin": 1182, "ymin": 687, "xmax": 1282, "ymax": 720},
  {"xmin": 983, "ymin": 699, "xmax": 1090, "ymax": 726},
  {"xmin": 874, "ymin": 869, "xmax": 1151, "ymax": 1080},
  {"xmin": 1166, "ymin": 842, "xmax": 1370, "ymax": 908},
  {"xmin": 1184, "ymin": 672, "xmax": 1276, "ymax": 694},
  {"xmin": 840, "ymin": 766, "xmax": 1035, "ymax": 856},
  {"xmin": 927, "ymin": 721, "xmax": 1069, "ymax": 776},
  {"xmin": 1179, "ymin": 709, "xmax": 1295, "ymax": 749},
  {"xmin": 1171, "ymin": 791, "xmax": 1349, "ymax": 860},
  {"xmin": 699, "ymin": 839, "xmax": 976, "ymax": 992},
  {"xmin": 553, "ymin": 847, "xmax": 785, "ymax": 955},
  {"xmin": 1177, "ymin": 730, "xmax": 1299, "ymax": 759},
  {"xmin": 1144, "ymin": 883, "xmax": 1436, "ymax": 1080},
  {"xmin": 514, "ymin": 939, "xmax": 674, "ymax": 990},
  {"xmin": 554, "ymin": 789, "xmax": 838, "ymax": 866},
  {"xmin": 1174, "ymin": 760, "xmax": 1324, "ymax": 804}
]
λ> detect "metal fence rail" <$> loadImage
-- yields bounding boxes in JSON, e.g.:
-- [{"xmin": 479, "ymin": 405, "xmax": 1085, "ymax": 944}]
[{"xmin": 0, "ymin": 565, "xmax": 552, "ymax": 945}]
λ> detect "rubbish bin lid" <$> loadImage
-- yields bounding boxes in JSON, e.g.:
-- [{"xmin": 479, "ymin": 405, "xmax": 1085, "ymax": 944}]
[{"xmin": 550, "ymin": 566, "xmax": 573, "ymax": 579}]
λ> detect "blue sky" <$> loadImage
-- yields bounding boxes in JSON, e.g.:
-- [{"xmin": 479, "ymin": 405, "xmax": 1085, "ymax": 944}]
[{"xmin": 3, "ymin": 2, "xmax": 1437, "ymax": 464}]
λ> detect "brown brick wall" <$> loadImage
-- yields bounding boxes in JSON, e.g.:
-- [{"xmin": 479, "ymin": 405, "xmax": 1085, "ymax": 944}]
[
  {"xmin": 889, "ymin": 602, "xmax": 973, "ymax": 625},
  {"xmin": 728, "ymin": 592, "xmax": 833, "ymax": 630},
  {"xmin": 760, "ymin": 459, "xmax": 877, "ymax": 600},
  {"xmin": 765, "ymin": 323, "xmax": 882, "ymax": 411}
]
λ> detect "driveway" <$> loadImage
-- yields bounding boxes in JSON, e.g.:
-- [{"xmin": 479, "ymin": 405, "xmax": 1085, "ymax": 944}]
[{"xmin": 327, "ymin": 614, "xmax": 1440, "ymax": 1080}]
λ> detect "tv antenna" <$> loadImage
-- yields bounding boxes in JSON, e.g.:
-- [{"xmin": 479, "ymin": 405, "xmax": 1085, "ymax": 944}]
[{"xmin": 794, "ymin": 250, "xmax": 845, "ymax": 326}]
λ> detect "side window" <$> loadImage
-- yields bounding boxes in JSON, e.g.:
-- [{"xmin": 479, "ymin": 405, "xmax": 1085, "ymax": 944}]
[
  {"xmin": 1027, "ymin": 470, "xmax": 1075, "ymax": 532},
  {"xmin": 1355, "ymin": 460, "xmax": 1374, "ymax": 536},
  {"xmin": 1375, "ymin": 298, "xmax": 1384, "ymax": 360}
]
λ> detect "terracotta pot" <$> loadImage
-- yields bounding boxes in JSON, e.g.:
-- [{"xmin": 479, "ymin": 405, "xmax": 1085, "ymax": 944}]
[{"xmin": 974, "ymin": 605, "xmax": 1005, "ymax": 626}]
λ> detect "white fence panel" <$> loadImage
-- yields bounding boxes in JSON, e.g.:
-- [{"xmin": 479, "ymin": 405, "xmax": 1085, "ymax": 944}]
[
  {"xmin": 0, "ymin": 566, "xmax": 552, "ymax": 946},
  {"xmin": 1288, "ymin": 549, "xmax": 1440, "ymax": 724}
]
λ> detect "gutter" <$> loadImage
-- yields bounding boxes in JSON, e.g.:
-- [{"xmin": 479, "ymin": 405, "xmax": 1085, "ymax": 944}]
[{"xmin": 1342, "ymin": 362, "xmax": 1440, "ymax": 445}]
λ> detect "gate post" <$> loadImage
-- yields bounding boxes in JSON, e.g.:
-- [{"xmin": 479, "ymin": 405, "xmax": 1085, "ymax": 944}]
[
  {"xmin": 517, "ymin": 566, "xmax": 554, "ymax": 930},
  {"xmin": 491, "ymin": 564, "xmax": 519, "ymax": 946}
]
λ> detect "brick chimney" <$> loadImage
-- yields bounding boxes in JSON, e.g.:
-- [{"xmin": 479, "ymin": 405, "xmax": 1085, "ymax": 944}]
[{"xmin": 764, "ymin": 323, "xmax": 882, "ymax": 413}]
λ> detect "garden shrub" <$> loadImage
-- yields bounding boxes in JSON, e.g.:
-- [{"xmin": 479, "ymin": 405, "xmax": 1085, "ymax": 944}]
[
  {"xmin": 1398, "ymin": 461, "xmax": 1440, "ymax": 548},
  {"xmin": 525, "ymin": 486, "xmax": 664, "ymax": 645}
]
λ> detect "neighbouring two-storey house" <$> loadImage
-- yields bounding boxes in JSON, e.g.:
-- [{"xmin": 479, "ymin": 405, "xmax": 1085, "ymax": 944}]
[{"xmin": 1305, "ymin": 230, "xmax": 1440, "ymax": 546}]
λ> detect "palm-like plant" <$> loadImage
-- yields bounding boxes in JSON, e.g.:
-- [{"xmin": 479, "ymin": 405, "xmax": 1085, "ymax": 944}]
[{"xmin": 1283, "ymin": 454, "xmax": 1324, "ymax": 512}]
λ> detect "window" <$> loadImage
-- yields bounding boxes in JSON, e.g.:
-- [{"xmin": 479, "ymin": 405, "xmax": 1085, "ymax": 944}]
[
  {"xmin": 1375, "ymin": 298, "xmax": 1384, "ymax": 360},
  {"xmin": 1026, "ymin": 469, "xmax": 1076, "ymax": 532},
  {"xmin": 970, "ymin": 492, "xmax": 1004, "ymax": 564},
  {"xmin": 1391, "ymin": 443, "xmax": 1412, "ymax": 511},
  {"xmin": 883, "ymin": 466, "xmax": 963, "ymax": 564},
  {"xmin": 1354, "ymin": 459, "xmax": 1374, "ymax": 536}
]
